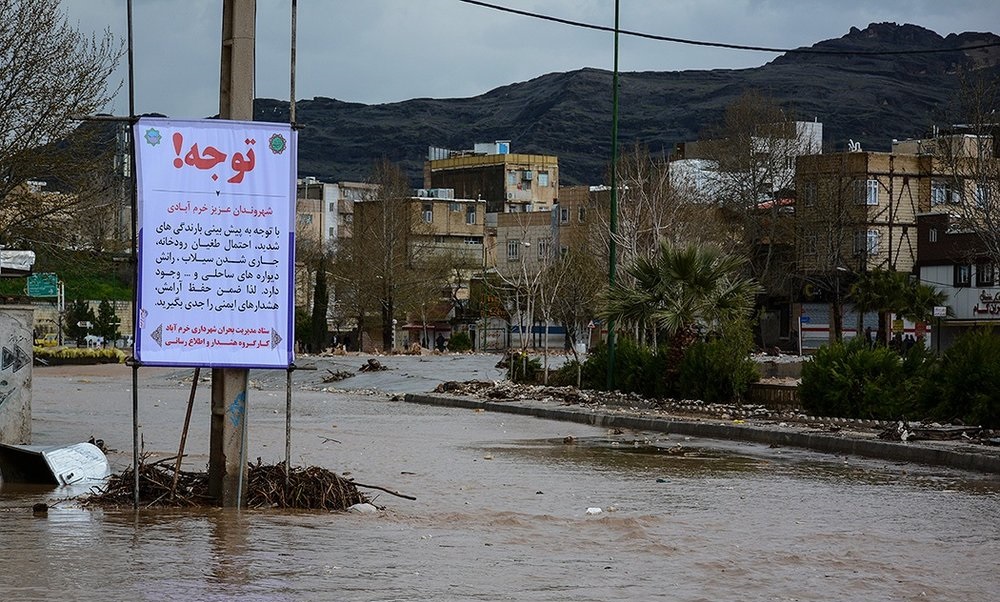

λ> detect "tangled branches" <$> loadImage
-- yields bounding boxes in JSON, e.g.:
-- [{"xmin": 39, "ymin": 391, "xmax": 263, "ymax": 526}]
[{"xmin": 84, "ymin": 456, "xmax": 370, "ymax": 511}]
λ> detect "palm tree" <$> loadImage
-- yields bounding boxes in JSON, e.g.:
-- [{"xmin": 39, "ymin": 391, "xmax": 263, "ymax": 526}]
[
  {"xmin": 602, "ymin": 242, "xmax": 762, "ymax": 357},
  {"xmin": 849, "ymin": 270, "xmax": 948, "ymax": 345}
]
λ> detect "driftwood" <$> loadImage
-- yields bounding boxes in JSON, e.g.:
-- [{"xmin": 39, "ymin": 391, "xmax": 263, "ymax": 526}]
[
  {"xmin": 84, "ymin": 456, "xmax": 371, "ymax": 511},
  {"xmin": 322, "ymin": 369, "xmax": 354, "ymax": 383}
]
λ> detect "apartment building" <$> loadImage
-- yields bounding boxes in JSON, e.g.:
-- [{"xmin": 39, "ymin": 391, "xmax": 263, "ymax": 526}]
[
  {"xmin": 915, "ymin": 211, "xmax": 999, "ymax": 351},
  {"xmin": 295, "ymin": 178, "xmax": 375, "ymax": 249},
  {"xmin": 795, "ymin": 152, "xmax": 932, "ymax": 275},
  {"xmin": 410, "ymin": 188, "xmax": 487, "ymax": 268},
  {"xmin": 424, "ymin": 142, "xmax": 559, "ymax": 213}
]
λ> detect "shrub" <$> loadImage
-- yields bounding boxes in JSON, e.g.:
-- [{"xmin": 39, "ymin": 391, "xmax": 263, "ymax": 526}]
[
  {"xmin": 447, "ymin": 331, "xmax": 472, "ymax": 352},
  {"xmin": 920, "ymin": 329, "xmax": 1000, "ymax": 428},
  {"xmin": 800, "ymin": 338, "xmax": 933, "ymax": 420},
  {"xmin": 677, "ymin": 321, "xmax": 758, "ymax": 403},
  {"xmin": 578, "ymin": 338, "xmax": 669, "ymax": 397},
  {"xmin": 548, "ymin": 360, "xmax": 582, "ymax": 387},
  {"xmin": 508, "ymin": 351, "xmax": 542, "ymax": 383}
]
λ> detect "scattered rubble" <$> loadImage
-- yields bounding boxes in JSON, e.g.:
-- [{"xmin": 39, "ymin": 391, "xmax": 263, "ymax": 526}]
[
  {"xmin": 322, "ymin": 369, "xmax": 355, "ymax": 383},
  {"xmin": 359, "ymin": 359, "xmax": 388, "ymax": 372},
  {"xmin": 429, "ymin": 380, "xmax": 1000, "ymax": 448}
]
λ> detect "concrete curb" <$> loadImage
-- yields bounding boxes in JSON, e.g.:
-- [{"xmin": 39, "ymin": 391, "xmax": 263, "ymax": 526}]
[{"xmin": 404, "ymin": 393, "xmax": 1000, "ymax": 475}]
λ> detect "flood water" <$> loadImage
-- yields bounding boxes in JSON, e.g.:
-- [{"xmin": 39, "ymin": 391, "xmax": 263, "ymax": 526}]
[{"xmin": 2, "ymin": 361, "xmax": 999, "ymax": 601}]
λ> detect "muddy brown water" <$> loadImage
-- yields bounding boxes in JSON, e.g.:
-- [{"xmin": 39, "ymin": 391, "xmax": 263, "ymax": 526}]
[{"xmin": 1, "ymin": 360, "xmax": 999, "ymax": 601}]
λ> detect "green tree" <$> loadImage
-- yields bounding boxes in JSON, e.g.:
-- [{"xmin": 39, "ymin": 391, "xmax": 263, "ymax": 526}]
[
  {"xmin": 93, "ymin": 299, "xmax": 120, "ymax": 344},
  {"xmin": 63, "ymin": 298, "xmax": 95, "ymax": 345},
  {"xmin": 310, "ymin": 257, "xmax": 329, "ymax": 353}
]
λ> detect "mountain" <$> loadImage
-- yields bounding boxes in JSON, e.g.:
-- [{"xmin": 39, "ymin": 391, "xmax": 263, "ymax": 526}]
[{"xmin": 252, "ymin": 23, "xmax": 1000, "ymax": 187}]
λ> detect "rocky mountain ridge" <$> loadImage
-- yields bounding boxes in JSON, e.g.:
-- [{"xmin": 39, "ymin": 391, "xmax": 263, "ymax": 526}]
[{"xmin": 250, "ymin": 22, "xmax": 1000, "ymax": 186}]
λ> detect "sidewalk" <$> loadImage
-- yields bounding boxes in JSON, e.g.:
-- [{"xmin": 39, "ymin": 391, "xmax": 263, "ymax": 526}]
[{"xmin": 404, "ymin": 392, "xmax": 1000, "ymax": 475}]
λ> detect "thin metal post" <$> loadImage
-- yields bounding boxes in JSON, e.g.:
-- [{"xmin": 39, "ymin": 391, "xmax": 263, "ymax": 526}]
[
  {"xmin": 126, "ymin": 0, "xmax": 140, "ymax": 510},
  {"xmin": 171, "ymin": 367, "xmax": 200, "ymax": 496},
  {"xmin": 285, "ymin": 367, "xmax": 292, "ymax": 488},
  {"xmin": 606, "ymin": 0, "xmax": 620, "ymax": 390},
  {"xmin": 290, "ymin": 0, "xmax": 297, "ymax": 126}
]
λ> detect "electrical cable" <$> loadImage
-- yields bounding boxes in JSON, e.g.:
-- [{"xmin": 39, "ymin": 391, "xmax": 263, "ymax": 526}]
[{"xmin": 457, "ymin": 0, "xmax": 1000, "ymax": 56}]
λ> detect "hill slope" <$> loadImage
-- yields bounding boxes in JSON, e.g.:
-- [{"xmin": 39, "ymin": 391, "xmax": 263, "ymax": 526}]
[{"xmin": 253, "ymin": 23, "xmax": 1000, "ymax": 186}]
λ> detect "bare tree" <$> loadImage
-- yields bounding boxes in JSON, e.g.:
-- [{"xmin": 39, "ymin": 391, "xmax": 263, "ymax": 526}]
[
  {"xmin": 698, "ymin": 90, "xmax": 818, "ymax": 295},
  {"xmin": 0, "ymin": 0, "xmax": 123, "ymax": 246},
  {"xmin": 548, "ymin": 247, "xmax": 602, "ymax": 386},
  {"xmin": 937, "ymin": 72, "xmax": 1000, "ymax": 266},
  {"xmin": 592, "ymin": 144, "xmax": 731, "ymax": 290},
  {"xmin": 346, "ymin": 159, "xmax": 457, "ymax": 351}
]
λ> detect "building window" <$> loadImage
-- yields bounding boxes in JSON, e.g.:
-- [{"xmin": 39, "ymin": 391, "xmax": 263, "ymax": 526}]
[
  {"xmin": 434, "ymin": 235, "xmax": 445, "ymax": 244},
  {"xmin": 299, "ymin": 214, "xmax": 313, "ymax": 225},
  {"xmin": 559, "ymin": 207, "xmax": 569, "ymax": 224},
  {"xmin": 977, "ymin": 263, "xmax": 997, "ymax": 287},
  {"xmin": 422, "ymin": 203, "xmax": 433, "ymax": 223},
  {"xmin": 537, "ymin": 237, "xmax": 551, "ymax": 259},
  {"xmin": 932, "ymin": 179, "xmax": 961, "ymax": 205},
  {"xmin": 802, "ymin": 180, "xmax": 817, "ymax": 207},
  {"xmin": 975, "ymin": 182, "xmax": 992, "ymax": 208},
  {"xmin": 954, "ymin": 264, "xmax": 972, "ymax": 287},
  {"xmin": 344, "ymin": 214, "xmax": 353, "ymax": 224},
  {"xmin": 866, "ymin": 178, "xmax": 879, "ymax": 205},
  {"xmin": 804, "ymin": 234, "xmax": 817, "ymax": 256},
  {"xmin": 463, "ymin": 236, "xmax": 483, "ymax": 245},
  {"xmin": 466, "ymin": 206, "xmax": 476, "ymax": 225},
  {"xmin": 578, "ymin": 206, "xmax": 586, "ymax": 222},
  {"xmin": 328, "ymin": 201, "xmax": 336, "ymax": 212},
  {"xmin": 929, "ymin": 227, "xmax": 938, "ymax": 243},
  {"xmin": 507, "ymin": 171, "xmax": 517, "ymax": 186},
  {"xmin": 328, "ymin": 227, "xmax": 335, "ymax": 238},
  {"xmin": 449, "ymin": 202, "xmax": 460, "ymax": 212},
  {"xmin": 538, "ymin": 171, "xmax": 549, "ymax": 187},
  {"xmin": 855, "ymin": 229, "xmax": 879, "ymax": 256},
  {"xmin": 506, "ymin": 239, "xmax": 521, "ymax": 260},
  {"xmin": 560, "ymin": 246, "xmax": 569, "ymax": 258}
]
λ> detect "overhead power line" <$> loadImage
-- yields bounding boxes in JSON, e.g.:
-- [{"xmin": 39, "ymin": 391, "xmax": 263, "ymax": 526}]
[{"xmin": 457, "ymin": 0, "xmax": 1000, "ymax": 56}]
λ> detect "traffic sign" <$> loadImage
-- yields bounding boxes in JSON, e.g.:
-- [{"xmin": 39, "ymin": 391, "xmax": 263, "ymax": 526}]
[{"xmin": 26, "ymin": 273, "xmax": 58, "ymax": 297}]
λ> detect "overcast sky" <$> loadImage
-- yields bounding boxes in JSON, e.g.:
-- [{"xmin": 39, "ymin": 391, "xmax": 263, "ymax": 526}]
[{"xmin": 62, "ymin": 0, "xmax": 1000, "ymax": 119}]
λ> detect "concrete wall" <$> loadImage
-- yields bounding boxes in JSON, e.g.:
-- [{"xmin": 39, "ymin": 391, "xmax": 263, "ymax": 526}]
[{"xmin": 0, "ymin": 305, "xmax": 33, "ymax": 444}]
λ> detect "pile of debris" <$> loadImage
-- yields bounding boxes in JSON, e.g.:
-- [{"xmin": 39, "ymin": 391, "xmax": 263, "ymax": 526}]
[
  {"xmin": 878, "ymin": 421, "xmax": 999, "ymax": 445},
  {"xmin": 84, "ymin": 457, "xmax": 370, "ymax": 510}
]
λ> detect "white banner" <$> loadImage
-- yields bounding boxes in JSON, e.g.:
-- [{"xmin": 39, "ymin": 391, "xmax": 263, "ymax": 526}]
[{"xmin": 133, "ymin": 118, "xmax": 296, "ymax": 368}]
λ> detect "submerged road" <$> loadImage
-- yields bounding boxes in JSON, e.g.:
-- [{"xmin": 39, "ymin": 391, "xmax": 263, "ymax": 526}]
[{"xmin": 1, "ymin": 357, "xmax": 998, "ymax": 601}]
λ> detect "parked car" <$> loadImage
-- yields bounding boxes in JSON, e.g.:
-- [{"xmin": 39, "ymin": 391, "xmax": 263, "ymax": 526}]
[{"xmin": 34, "ymin": 334, "xmax": 58, "ymax": 347}]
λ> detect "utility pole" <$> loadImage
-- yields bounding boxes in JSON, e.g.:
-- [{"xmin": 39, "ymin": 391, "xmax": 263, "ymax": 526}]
[{"xmin": 209, "ymin": 0, "xmax": 255, "ymax": 507}]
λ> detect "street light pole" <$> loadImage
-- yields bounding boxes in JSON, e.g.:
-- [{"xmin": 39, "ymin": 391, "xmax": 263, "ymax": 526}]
[{"xmin": 606, "ymin": 0, "xmax": 620, "ymax": 390}]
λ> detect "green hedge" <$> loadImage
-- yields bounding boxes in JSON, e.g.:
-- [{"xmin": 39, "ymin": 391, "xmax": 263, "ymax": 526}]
[{"xmin": 34, "ymin": 346, "xmax": 127, "ymax": 364}]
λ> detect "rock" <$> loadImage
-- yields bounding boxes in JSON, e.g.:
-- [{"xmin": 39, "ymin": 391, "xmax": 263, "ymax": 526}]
[{"xmin": 347, "ymin": 503, "xmax": 378, "ymax": 514}]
